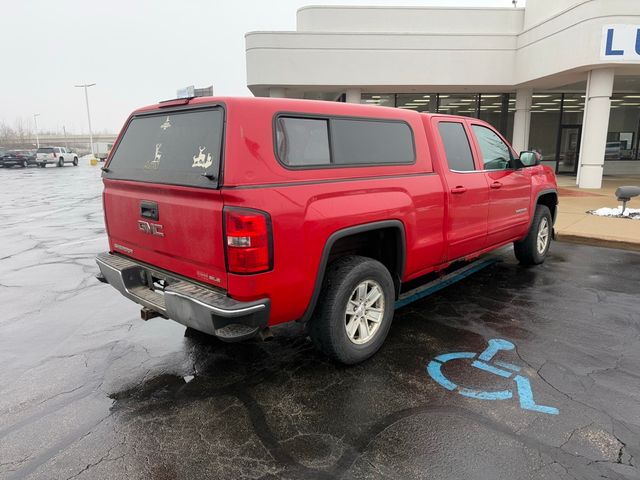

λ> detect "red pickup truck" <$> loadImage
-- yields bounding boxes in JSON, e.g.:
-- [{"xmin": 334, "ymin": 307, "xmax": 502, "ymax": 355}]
[{"xmin": 96, "ymin": 97, "xmax": 557, "ymax": 364}]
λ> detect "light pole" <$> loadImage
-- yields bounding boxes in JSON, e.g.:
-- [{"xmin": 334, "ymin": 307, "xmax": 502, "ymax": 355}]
[
  {"xmin": 33, "ymin": 113, "xmax": 40, "ymax": 148},
  {"xmin": 75, "ymin": 83, "xmax": 96, "ymax": 156}
]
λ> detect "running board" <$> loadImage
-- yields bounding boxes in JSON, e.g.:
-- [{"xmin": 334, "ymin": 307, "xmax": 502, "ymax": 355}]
[{"xmin": 395, "ymin": 257, "xmax": 499, "ymax": 309}]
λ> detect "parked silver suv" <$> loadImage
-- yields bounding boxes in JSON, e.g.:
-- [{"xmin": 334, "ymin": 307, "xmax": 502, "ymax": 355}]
[{"xmin": 36, "ymin": 147, "xmax": 79, "ymax": 168}]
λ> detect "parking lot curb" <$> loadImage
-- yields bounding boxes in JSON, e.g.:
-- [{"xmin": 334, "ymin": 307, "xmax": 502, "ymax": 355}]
[{"xmin": 556, "ymin": 232, "xmax": 640, "ymax": 252}]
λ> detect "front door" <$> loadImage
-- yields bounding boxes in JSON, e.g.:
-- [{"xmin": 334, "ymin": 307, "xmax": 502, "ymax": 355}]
[
  {"xmin": 556, "ymin": 125, "xmax": 582, "ymax": 175},
  {"xmin": 469, "ymin": 123, "xmax": 532, "ymax": 246},
  {"xmin": 433, "ymin": 119, "xmax": 490, "ymax": 261}
]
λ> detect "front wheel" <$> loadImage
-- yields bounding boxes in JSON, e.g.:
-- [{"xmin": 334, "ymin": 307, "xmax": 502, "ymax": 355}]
[
  {"xmin": 514, "ymin": 205, "xmax": 552, "ymax": 265},
  {"xmin": 73, "ymin": 157, "xmax": 78, "ymax": 166},
  {"xmin": 21, "ymin": 160, "xmax": 28, "ymax": 168},
  {"xmin": 309, "ymin": 255, "xmax": 395, "ymax": 364}
]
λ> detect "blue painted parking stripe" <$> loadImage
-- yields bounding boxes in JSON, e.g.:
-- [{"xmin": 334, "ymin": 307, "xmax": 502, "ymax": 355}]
[
  {"xmin": 472, "ymin": 360, "xmax": 513, "ymax": 378},
  {"xmin": 514, "ymin": 375, "xmax": 559, "ymax": 415},
  {"xmin": 458, "ymin": 388, "xmax": 513, "ymax": 400},
  {"xmin": 494, "ymin": 360, "xmax": 521, "ymax": 372}
]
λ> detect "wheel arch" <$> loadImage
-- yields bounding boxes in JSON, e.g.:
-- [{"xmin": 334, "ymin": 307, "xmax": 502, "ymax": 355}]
[
  {"xmin": 300, "ymin": 220, "xmax": 406, "ymax": 323},
  {"xmin": 535, "ymin": 189, "xmax": 558, "ymax": 224}
]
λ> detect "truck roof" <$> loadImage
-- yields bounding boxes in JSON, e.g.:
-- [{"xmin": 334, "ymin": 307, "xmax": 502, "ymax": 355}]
[{"xmin": 130, "ymin": 96, "xmax": 456, "ymax": 122}]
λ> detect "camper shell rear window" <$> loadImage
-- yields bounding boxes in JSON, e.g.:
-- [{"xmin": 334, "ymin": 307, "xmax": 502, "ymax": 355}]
[{"xmin": 104, "ymin": 107, "xmax": 224, "ymax": 188}]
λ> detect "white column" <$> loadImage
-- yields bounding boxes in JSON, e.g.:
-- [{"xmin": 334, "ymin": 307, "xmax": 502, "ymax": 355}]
[
  {"xmin": 578, "ymin": 69, "xmax": 614, "ymax": 189},
  {"xmin": 345, "ymin": 88, "xmax": 362, "ymax": 104},
  {"xmin": 512, "ymin": 88, "xmax": 532, "ymax": 153},
  {"xmin": 269, "ymin": 87, "xmax": 286, "ymax": 98}
]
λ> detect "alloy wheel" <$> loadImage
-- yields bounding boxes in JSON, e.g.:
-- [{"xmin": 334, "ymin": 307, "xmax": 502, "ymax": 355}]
[{"xmin": 345, "ymin": 280, "xmax": 385, "ymax": 345}]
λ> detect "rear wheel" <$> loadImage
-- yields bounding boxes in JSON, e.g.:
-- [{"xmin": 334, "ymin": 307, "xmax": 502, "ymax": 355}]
[
  {"xmin": 58, "ymin": 157, "xmax": 64, "ymax": 167},
  {"xmin": 309, "ymin": 255, "xmax": 395, "ymax": 364},
  {"xmin": 40, "ymin": 163, "xmax": 46, "ymax": 168},
  {"xmin": 73, "ymin": 157, "xmax": 78, "ymax": 166},
  {"xmin": 21, "ymin": 160, "xmax": 28, "ymax": 168},
  {"xmin": 514, "ymin": 205, "xmax": 552, "ymax": 265}
]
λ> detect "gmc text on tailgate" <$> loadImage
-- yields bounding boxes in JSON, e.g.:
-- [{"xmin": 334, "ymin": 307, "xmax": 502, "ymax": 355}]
[{"xmin": 96, "ymin": 97, "xmax": 558, "ymax": 364}]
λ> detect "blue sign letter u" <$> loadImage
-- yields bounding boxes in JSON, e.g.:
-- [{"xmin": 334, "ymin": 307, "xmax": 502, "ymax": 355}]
[{"xmin": 606, "ymin": 28, "xmax": 625, "ymax": 56}]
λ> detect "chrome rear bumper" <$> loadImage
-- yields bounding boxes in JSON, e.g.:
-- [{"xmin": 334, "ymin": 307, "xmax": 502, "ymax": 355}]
[{"xmin": 96, "ymin": 253, "xmax": 269, "ymax": 341}]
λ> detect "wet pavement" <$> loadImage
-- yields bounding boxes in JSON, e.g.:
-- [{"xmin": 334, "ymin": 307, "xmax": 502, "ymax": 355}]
[{"xmin": 1, "ymin": 162, "xmax": 639, "ymax": 480}]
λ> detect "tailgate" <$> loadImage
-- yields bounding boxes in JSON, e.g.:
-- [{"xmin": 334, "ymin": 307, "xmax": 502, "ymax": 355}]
[{"xmin": 101, "ymin": 106, "xmax": 227, "ymax": 289}]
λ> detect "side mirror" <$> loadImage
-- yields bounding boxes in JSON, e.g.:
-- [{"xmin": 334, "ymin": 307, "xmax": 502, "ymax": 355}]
[{"xmin": 519, "ymin": 151, "xmax": 541, "ymax": 167}]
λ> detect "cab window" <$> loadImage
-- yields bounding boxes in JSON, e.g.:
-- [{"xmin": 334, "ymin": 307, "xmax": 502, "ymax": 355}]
[
  {"xmin": 438, "ymin": 122, "xmax": 476, "ymax": 172},
  {"xmin": 472, "ymin": 125, "xmax": 512, "ymax": 171}
]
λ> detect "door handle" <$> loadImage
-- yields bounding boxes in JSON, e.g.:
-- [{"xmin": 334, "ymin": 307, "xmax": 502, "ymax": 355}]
[
  {"xmin": 451, "ymin": 186, "xmax": 467, "ymax": 194},
  {"xmin": 140, "ymin": 200, "xmax": 159, "ymax": 221},
  {"xmin": 490, "ymin": 181, "xmax": 503, "ymax": 189}
]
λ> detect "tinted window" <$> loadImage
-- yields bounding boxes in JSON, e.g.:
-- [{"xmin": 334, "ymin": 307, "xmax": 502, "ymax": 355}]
[
  {"xmin": 275, "ymin": 116, "xmax": 414, "ymax": 167},
  {"xmin": 472, "ymin": 125, "xmax": 512, "ymax": 171},
  {"xmin": 105, "ymin": 108, "xmax": 223, "ymax": 188},
  {"xmin": 331, "ymin": 119, "xmax": 414, "ymax": 165},
  {"xmin": 438, "ymin": 122, "xmax": 476, "ymax": 171},
  {"xmin": 276, "ymin": 117, "xmax": 330, "ymax": 166},
  {"xmin": 37, "ymin": 147, "xmax": 55, "ymax": 154}
]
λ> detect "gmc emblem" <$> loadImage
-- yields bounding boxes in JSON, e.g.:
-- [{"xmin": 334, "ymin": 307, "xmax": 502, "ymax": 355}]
[{"xmin": 138, "ymin": 220, "xmax": 164, "ymax": 237}]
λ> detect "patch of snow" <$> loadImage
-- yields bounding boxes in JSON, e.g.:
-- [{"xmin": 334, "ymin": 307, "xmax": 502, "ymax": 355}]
[{"xmin": 589, "ymin": 206, "xmax": 640, "ymax": 219}]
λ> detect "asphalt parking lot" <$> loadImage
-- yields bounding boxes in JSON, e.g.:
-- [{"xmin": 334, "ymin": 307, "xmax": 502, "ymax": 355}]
[{"xmin": 1, "ymin": 163, "xmax": 639, "ymax": 480}]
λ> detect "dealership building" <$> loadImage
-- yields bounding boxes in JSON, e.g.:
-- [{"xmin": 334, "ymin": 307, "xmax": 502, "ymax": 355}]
[{"xmin": 246, "ymin": 0, "xmax": 640, "ymax": 188}]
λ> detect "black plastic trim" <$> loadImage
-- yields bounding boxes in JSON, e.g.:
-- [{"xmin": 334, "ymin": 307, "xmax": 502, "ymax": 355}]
[
  {"xmin": 300, "ymin": 219, "xmax": 406, "ymax": 324},
  {"xmin": 533, "ymin": 188, "xmax": 559, "ymax": 227}
]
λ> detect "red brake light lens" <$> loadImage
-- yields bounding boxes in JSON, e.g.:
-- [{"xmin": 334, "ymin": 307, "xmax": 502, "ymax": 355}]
[{"xmin": 224, "ymin": 208, "xmax": 272, "ymax": 274}]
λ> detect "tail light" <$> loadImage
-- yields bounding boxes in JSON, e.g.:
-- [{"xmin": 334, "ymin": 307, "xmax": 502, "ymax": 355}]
[{"xmin": 224, "ymin": 207, "xmax": 273, "ymax": 274}]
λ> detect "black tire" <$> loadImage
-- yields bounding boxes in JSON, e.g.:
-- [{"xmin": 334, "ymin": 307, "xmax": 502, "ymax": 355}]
[
  {"xmin": 21, "ymin": 160, "xmax": 28, "ymax": 168},
  {"xmin": 58, "ymin": 157, "xmax": 64, "ymax": 167},
  {"xmin": 73, "ymin": 157, "xmax": 78, "ymax": 166},
  {"xmin": 40, "ymin": 163, "xmax": 46, "ymax": 168},
  {"xmin": 514, "ymin": 205, "xmax": 552, "ymax": 265},
  {"xmin": 308, "ymin": 255, "xmax": 395, "ymax": 365}
]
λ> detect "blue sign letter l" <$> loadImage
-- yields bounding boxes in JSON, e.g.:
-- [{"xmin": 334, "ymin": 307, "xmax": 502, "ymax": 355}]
[{"xmin": 606, "ymin": 29, "xmax": 625, "ymax": 56}]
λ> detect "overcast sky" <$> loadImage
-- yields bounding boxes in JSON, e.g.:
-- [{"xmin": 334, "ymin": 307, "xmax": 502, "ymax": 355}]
[{"xmin": 2, "ymin": 0, "xmax": 524, "ymax": 133}]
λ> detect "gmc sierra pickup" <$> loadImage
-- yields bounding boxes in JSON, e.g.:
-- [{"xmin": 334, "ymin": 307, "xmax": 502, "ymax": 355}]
[{"xmin": 96, "ymin": 97, "xmax": 557, "ymax": 364}]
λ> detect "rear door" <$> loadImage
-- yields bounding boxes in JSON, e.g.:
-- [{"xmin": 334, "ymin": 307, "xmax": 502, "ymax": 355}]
[
  {"xmin": 102, "ymin": 106, "xmax": 228, "ymax": 289},
  {"xmin": 469, "ymin": 123, "xmax": 531, "ymax": 246},
  {"xmin": 433, "ymin": 118, "xmax": 490, "ymax": 261}
]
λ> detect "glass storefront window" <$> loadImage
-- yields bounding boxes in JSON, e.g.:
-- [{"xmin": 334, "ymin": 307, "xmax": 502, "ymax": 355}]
[
  {"xmin": 396, "ymin": 94, "xmax": 436, "ymax": 112},
  {"xmin": 437, "ymin": 94, "xmax": 478, "ymax": 117},
  {"xmin": 478, "ymin": 94, "xmax": 514, "ymax": 140},
  {"xmin": 360, "ymin": 94, "xmax": 395, "ymax": 108},
  {"xmin": 359, "ymin": 89, "xmax": 640, "ymax": 168},
  {"xmin": 607, "ymin": 94, "xmax": 640, "ymax": 160},
  {"xmin": 529, "ymin": 93, "xmax": 563, "ymax": 163},
  {"xmin": 559, "ymin": 93, "xmax": 584, "ymax": 125}
]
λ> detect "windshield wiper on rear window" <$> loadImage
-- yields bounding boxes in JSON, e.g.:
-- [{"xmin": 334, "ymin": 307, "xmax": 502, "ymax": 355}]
[{"xmin": 201, "ymin": 173, "xmax": 216, "ymax": 181}]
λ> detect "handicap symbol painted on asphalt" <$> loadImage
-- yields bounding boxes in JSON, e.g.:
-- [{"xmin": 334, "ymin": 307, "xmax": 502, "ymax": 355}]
[{"xmin": 427, "ymin": 339, "xmax": 559, "ymax": 415}]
